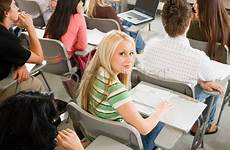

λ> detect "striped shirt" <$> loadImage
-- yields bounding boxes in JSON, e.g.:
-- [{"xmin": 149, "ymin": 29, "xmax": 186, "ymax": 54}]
[{"xmin": 88, "ymin": 67, "xmax": 132, "ymax": 122}]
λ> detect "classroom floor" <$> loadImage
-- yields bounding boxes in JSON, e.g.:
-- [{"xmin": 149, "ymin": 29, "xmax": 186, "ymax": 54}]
[{"xmin": 43, "ymin": 14, "xmax": 230, "ymax": 150}]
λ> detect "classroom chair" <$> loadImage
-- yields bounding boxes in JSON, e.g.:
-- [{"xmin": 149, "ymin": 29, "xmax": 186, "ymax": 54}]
[
  {"xmin": 67, "ymin": 101, "xmax": 144, "ymax": 150},
  {"xmin": 189, "ymin": 38, "xmax": 230, "ymax": 124},
  {"xmin": 189, "ymin": 38, "xmax": 229, "ymax": 64},
  {"xmin": 15, "ymin": 0, "xmax": 46, "ymax": 28},
  {"xmin": 131, "ymin": 68, "xmax": 219, "ymax": 150},
  {"xmin": 84, "ymin": 15, "xmax": 121, "ymax": 32}
]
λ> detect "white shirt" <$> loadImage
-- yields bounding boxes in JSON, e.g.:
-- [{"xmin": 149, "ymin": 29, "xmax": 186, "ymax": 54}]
[{"xmin": 136, "ymin": 35, "xmax": 217, "ymax": 86}]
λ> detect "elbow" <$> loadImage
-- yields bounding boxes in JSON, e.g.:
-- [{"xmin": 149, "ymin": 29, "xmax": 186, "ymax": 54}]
[
  {"xmin": 137, "ymin": 125, "xmax": 152, "ymax": 135},
  {"xmin": 139, "ymin": 128, "xmax": 151, "ymax": 135}
]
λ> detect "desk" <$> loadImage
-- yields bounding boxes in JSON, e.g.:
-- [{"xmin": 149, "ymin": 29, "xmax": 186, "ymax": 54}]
[
  {"xmin": 131, "ymin": 81, "xmax": 206, "ymax": 132},
  {"xmin": 130, "ymin": 81, "xmax": 206, "ymax": 149},
  {"xmin": 0, "ymin": 61, "xmax": 47, "ymax": 92}
]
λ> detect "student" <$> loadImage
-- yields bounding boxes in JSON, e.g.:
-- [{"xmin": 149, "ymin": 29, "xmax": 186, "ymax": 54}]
[
  {"xmin": 136, "ymin": 0, "xmax": 224, "ymax": 135},
  {"xmin": 79, "ymin": 30, "xmax": 171, "ymax": 150},
  {"xmin": 0, "ymin": 0, "xmax": 45, "ymax": 101},
  {"xmin": 0, "ymin": 91, "xmax": 84, "ymax": 150},
  {"xmin": 187, "ymin": 0, "xmax": 230, "ymax": 61},
  {"xmin": 44, "ymin": 0, "xmax": 88, "ymax": 73},
  {"xmin": 85, "ymin": 0, "xmax": 145, "ymax": 54}
]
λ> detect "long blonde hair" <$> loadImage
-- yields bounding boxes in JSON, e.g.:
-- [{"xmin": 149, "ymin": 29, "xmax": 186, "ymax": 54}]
[
  {"xmin": 79, "ymin": 30, "xmax": 135, "ymax": 111},
  {"xmin": 86, "ymin": 0, "xmax": 106, "ymax": 17}
]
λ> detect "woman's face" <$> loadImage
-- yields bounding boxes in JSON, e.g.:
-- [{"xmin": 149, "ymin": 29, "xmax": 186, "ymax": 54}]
[
  {"xmin": 111, "ymin": 40, "xmax": 135, "ymax": 75},
  {"xmin": 192, "ymin": 0, "xmax": 199, "ymax": 19},
  {"xmin": 6, "ymin": 0, "xmax": 19, "ymax": 22}
]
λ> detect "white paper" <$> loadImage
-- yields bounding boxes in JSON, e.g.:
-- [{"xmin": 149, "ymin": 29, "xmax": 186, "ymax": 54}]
[
  {"xmin": 87, "ymin": 28, "xmax": 107, "ymax": 45},
  {"xmin": 25, "ymin": 63, "xmax": 36, "ymax": 72}
]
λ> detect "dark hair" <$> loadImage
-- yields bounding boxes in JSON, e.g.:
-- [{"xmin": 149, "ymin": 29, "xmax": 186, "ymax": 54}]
[
  {"xmin": 162, "ymin": 0, "xmax": 192, "ymax": 37},
  {"xmin": 0, "ymin": 91, "xmax": 59, "ymax": 150},
  {"xmin": 197, "ymin": 0, "xmax": 230, "ymax": 59},
  {"xmin": 0, "ymin": 0, "xmax": 12, "ymax": 22},
  {"xmin": 44, "ymin": 0, "xmax": 81, "ymax": 39}
]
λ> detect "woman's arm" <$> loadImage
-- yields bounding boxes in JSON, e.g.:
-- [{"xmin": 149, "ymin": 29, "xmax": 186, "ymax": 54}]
[{"xmin": 116, "ymin": 100, "xmax": 171, "ymax": 135}]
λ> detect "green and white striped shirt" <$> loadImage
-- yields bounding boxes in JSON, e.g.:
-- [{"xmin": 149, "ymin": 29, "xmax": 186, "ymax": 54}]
[{"xmin": 88, "ymin": 67, "xmax": 132, "ymax": 122}]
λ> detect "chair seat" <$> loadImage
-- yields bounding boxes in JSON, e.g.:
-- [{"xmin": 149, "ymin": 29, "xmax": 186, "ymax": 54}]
[{"xmin": 85, "ymin": 135, "xmax": 132, "ymax": 150}]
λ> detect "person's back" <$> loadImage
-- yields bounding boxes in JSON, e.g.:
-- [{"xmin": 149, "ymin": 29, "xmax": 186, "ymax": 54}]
[
  {"xmin": 138, "ymin": 36, "xmax": 216, "ymax": 86},
  {"xmin": 44, "ymin": 0, "xmax": 88, "ymax": 72},
  {"xmin": 137, "ymin": 0, "xmax": 216, "ymax": 85}
]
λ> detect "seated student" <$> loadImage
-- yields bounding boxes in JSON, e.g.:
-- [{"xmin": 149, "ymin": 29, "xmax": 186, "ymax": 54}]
[
  {"xmin": 79, "ymin": 30, "xmax": 171, "ymax": 150},
  {"xmin": 44, "ymin": 0, "xmax": 88, "ymax": 73},
  {"xmin": 85, "ymin": 0, "xmax": 145, "ymax": 54},
  {"xmin": 136, "ymin": 0, "xmax": 224, "ymax": 135},
  {"xmin": 187, "ymin": 0, "xmax": 230, "ymax": 61},
  {"xmin": 0, "ymin": 0, "xmax": 45, "ymax": 101},
  {"xmin": 0, "ymin": 91, "xmax": 84, "ymax": 150}
]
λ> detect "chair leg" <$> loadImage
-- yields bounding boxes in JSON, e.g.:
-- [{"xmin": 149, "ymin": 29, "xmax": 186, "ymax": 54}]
[
  {"xmin": 217, "ymin": 88, "xmax": 230, "ymax": 125},
  {"xmin": 191, "ymin": 96, "xmax": 215, "ymax": 150},
  {"xmin": 39, "ymin": 71, "xmax": 51, "ymax": 91}
]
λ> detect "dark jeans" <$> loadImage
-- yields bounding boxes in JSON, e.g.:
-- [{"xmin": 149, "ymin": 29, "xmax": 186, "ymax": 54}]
[
  {"xmin": 122, "ymin": 20, "xmax": 145, "ymax": 54},
  {"xmin": 141, "ymin": 122, "xmax": 164, "ymax": 150}
]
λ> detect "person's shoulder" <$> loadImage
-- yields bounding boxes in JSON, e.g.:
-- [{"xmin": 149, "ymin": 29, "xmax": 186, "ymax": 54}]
[{"xmin": 71, "ymin": 13, "xmax": 86, "ymax": 24}]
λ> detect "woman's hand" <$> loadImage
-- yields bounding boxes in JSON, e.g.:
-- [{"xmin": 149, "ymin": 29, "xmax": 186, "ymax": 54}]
[
  {"xmin": 56, "ymin": 128, "xmax": 84, "ymax": 150},
  {"xmin": 155, "ymin": 100, "xmax": 172, "ymax": 117},
  {"xmin": 76, "ymin": 1, "xmax": 84, "ymax": 15}
]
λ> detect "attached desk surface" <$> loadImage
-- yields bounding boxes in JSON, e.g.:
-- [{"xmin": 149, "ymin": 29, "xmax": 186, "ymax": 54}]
[
  {"xmin": 130, "ymin": 81, "xmax": 206, "ymax": 132},
  {"xmin": 130, "ymin": 81, "xmax": 206, "ymax": 149},
  {"xmin": 0, "ymin": 61, "xmax": 47, "ymax": 91}
]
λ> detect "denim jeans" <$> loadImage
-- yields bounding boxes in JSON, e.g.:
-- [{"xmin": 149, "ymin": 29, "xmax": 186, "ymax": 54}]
[
  {"xmin": 141, "ymin": 122, "xmax": 164, "ymax": 150},
  {"xmin": 194, "ymin": 85, "xmax": 220, "ymax": 124},
  {"xmin": 122, "ymin": 20, "xmax": 145, "ymax": 54}
]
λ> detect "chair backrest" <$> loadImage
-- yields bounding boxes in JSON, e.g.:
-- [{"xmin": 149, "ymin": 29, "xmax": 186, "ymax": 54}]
[
  {"xmin": 84, "ymin": 15, "xmax": 120, "ymax": 32},
  {"xmin": 67, "ymin": 102, "xmax": 144, "ymax": 150},
  {"xmin": 38, "ymin": 38, "xmax": 73, "ymax": 75},
  {"xmin": 131, "ymin": 68, "xmax": 194, "ymax": 97},
  {"xmin": 15, "ymin": 0, "xmax": 46, "ymax": 28},
  {"xmin": 189, "ymin": 38, "xmax": 229, "ymax": 64}
]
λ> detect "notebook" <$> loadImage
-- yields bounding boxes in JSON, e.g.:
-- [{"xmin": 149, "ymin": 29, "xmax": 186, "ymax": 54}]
[{"xmin": 118, "ymin": 0, "xmax": 159, "ymax": 25}]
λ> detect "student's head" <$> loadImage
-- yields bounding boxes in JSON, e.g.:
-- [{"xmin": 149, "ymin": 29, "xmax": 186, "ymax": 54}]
[
  {"xmin": 79, "ymin": 30, "xmax": 135, "ymax": 110},
  {"xmin": 45, "ymin": 0, "xmax": 84, "ymax": 39},
  {"xmin": 0, "ymin": 91, "xmax": 60, "ymax": 150},
  {"xmin": 162, "ymin": 0, "xmax": 192, "ymax": 37},
  {"xmin": 86, "ymin": 0, "xmax": 105, "ymax": 17},
  {"xmin": 0, "ymin": 0, "xmax": 19, "ymax": 23},
  {"xmin": 193, "ymin": 0, "xmax": 229, "ymax": 58}
]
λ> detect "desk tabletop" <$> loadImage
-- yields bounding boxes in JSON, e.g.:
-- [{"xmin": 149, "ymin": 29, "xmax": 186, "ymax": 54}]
[{"xmin": 130, "ymin": 81, "xmax": 206, "ymax": 132}]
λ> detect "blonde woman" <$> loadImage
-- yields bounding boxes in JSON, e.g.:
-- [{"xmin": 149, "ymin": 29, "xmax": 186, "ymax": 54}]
[
  {"xmin": 85, "ymin": 0, "xmax": 145, "ymax": 53},
  {"xmin": 79, "ymin": 30, "xmax": 171, "ymax": 150}
]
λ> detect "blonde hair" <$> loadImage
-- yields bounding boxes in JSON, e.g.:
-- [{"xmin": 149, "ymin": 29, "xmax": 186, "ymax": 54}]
[
  {"xmin": 79, "ymin": 30, "xmax": 135, "ymax": 111},
  {"xmin": 86, "ymin": 0, "xmax": 106, "ymax": 17}
]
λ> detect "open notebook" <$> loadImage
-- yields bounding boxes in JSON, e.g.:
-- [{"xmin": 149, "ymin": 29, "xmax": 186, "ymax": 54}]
[{"xmin": 130, "ymin": 81, "xmax": 206, "ymax": 132}]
